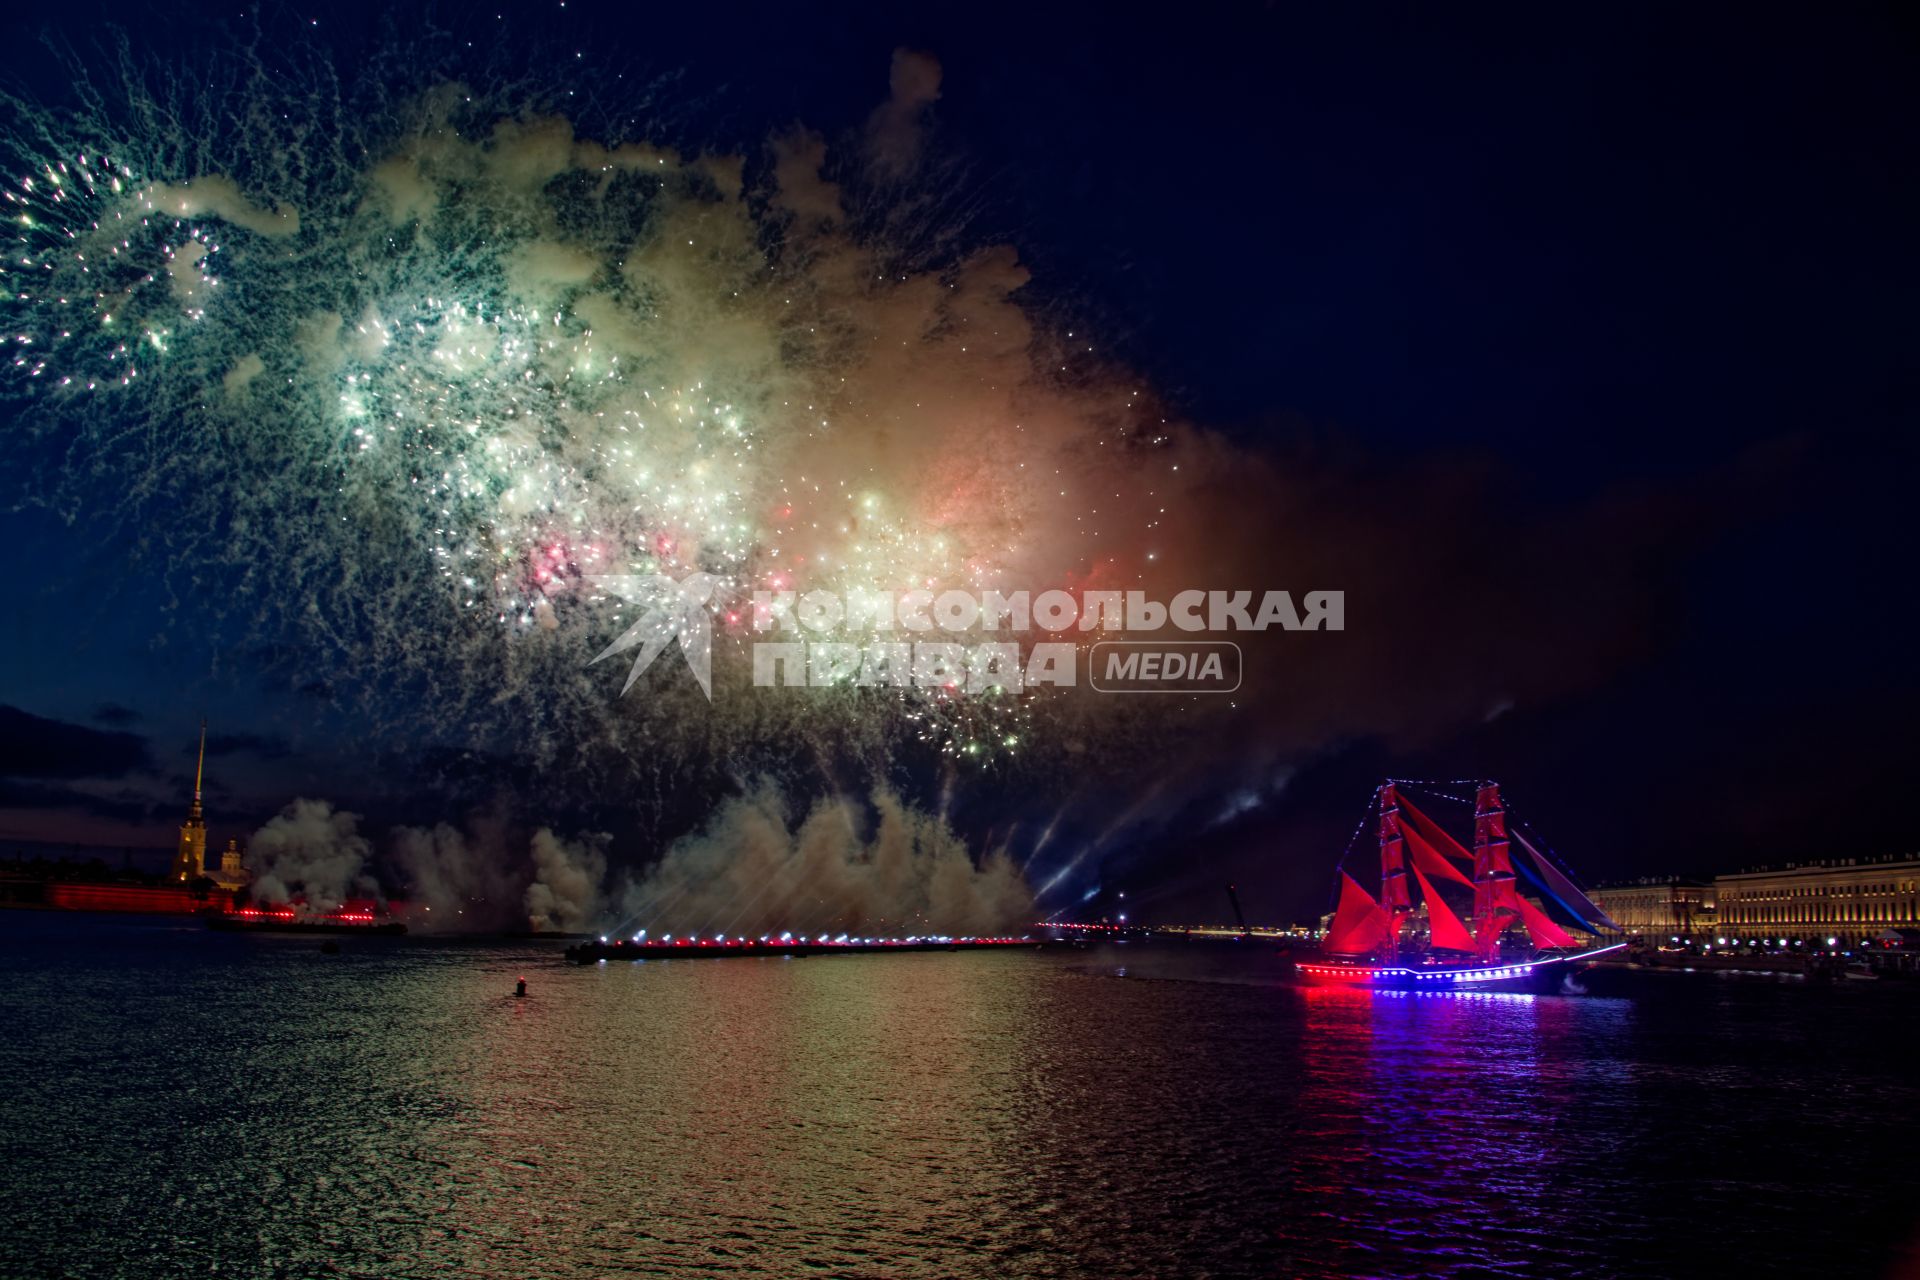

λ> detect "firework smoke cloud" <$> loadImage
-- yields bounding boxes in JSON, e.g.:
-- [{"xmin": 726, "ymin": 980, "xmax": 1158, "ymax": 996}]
[{"xmin": 3, "ymin": 32, "xmax": 1679, "ymax": 927}]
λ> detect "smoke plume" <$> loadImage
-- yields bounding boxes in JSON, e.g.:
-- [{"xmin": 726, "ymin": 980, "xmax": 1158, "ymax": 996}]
[
  {"xmin": 621, "ymin": 782, "xmax": 1031, "ymax": 936},
  {"xmin": 387, "ymin": 815, "xmax": 528, "ymax": 931},
  {"xmin": 524, "ymin": 829, "xmax": 610, "ymax": 933},
  {"xmin": 246, "ymin": 798, "xmax": 376, "ymax": 913}
]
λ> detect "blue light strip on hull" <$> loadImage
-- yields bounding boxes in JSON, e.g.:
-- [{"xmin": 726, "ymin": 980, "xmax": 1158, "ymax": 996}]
[{"xmin": 1298, "ymin": 942, "xmax": 1627, "ymax": 982}]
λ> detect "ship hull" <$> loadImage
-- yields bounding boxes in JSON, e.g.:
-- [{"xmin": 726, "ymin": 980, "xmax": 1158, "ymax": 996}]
[{"xmin": 1294, "ymin": 943, "xmax": 1626, "ymax": 992}]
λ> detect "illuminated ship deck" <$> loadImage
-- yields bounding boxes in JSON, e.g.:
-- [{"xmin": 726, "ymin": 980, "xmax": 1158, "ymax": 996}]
[
  {"xmin": 566, "ymin": 935, "xmax": 1052, "ymax": 963},
  {"xmin": 1295, "ymin": 943, "xmax": 1627, "ymax": 990}
]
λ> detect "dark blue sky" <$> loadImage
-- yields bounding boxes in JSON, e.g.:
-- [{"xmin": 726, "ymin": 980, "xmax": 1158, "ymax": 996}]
[{"xmin": 2, "ymin": 0, "xmax": 1913, "ymax": 920}]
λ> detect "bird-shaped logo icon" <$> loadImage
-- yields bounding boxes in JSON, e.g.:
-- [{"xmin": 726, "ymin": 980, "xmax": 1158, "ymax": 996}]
[{"xmin": 586, "ymin": 572, "xmax": 722, "ymax": 698}]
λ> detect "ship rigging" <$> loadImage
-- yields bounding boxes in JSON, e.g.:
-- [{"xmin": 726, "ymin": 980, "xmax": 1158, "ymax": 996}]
[{"xmin": 1299, "ymin": 780, "xmax": 1625, "ymax": 990}]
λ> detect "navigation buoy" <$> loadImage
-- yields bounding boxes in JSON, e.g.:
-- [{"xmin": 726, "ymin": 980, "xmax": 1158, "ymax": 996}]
[{"xmin": 514, "ymin": 977, "xmax": 527, "ymax": 998}]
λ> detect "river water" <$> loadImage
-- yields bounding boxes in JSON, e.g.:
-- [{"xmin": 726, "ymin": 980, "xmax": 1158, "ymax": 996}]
[{"xmin": 2, "ymin": 914, "xmax": 1916, "ymax": 1279}]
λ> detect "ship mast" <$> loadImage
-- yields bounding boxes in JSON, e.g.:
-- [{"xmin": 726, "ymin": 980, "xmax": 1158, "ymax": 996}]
[
  {"xmin": 1378, "ymin": 783, "xmax": 1411, "ymax": 953},
  {"xmin": 1471, "ymin": 781, "xmax": 1515, "ymax": 959}
]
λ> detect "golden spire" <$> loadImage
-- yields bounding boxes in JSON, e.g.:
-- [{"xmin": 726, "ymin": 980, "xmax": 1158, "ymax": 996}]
[{"xmin": 174, "ymin": 717, "xmax": 209, "ymax": 884}]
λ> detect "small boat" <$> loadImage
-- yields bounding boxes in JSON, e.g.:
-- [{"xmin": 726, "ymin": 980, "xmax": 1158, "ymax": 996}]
[{"xmin": 1296, "ymin": 781, "xmax": 1623, "ymax": 991}]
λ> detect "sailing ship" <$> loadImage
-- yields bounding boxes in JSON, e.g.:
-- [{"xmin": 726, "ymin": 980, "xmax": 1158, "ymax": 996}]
[{"xmin": 1297, "ymin": 781, "xmax": 1624, "ymax": 990}]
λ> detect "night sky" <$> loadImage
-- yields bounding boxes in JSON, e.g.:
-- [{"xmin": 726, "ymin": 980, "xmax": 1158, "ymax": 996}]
[{"xmin": 1, "ymin": 0, "xmax": 1913, "ymax": 925}]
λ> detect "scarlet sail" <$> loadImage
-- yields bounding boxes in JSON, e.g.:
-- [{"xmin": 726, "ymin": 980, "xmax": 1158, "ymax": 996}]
[
  {"xmin": 1404, "ymin": 823, "xmax": 1474, "ymax": 888},
  {"xmin": 1321, "ymin": 781, "xmax": 1613, "ymax": 961},
  {"xmin": 1325, "ymin": 871, "xmax": 1394, "ymax": 955},
  {"xmin": 1411, "ymin": 863, "xmax": 1477, "ymax": 952},
  {"xmin": 1512, "ymin": 894, "xmax": 1576, "ymax": 949}
]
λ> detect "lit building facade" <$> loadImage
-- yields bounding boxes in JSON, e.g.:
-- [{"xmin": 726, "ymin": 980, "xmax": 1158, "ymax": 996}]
[
  {"xmin": 1589, "ymin": 878, "xmax": 1716, "ymax": 938},
  {"xmin": 209, "ymin": 837, "xmax": 251, "ymax": 894},
  {"xmin": 1714, "ymin": 855, "xmax": 1920, "ymax": 942}
]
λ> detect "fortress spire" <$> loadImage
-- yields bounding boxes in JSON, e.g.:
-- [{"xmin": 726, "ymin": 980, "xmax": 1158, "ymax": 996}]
[{"xmin": 171, "ymin": 717, "xmax": 209, "ymax": 884}]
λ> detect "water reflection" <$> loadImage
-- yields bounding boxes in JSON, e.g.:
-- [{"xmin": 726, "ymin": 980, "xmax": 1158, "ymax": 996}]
[
  {"xmin": 1289, "ymin": 986, "xmax": 1637, "ymax": 1277},
  {"xmin": 1, "ymin": 921, "xmax": 1915, "ymax": 1280},
  {"xmin": 438, "ymin": 953, "xmax": 1048, "ymax": 1275}
]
